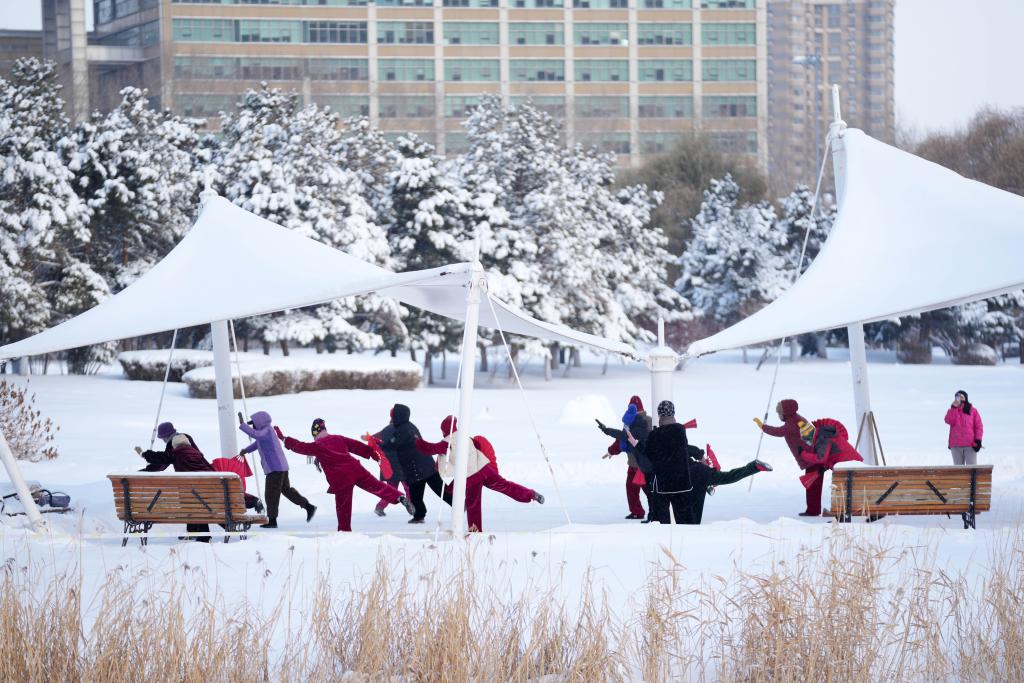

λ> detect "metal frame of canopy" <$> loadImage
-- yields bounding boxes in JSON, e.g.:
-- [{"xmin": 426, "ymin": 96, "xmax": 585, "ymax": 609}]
[{"xmin": 0, "ymin": 194, "xmax": 679, "ymax": 535}]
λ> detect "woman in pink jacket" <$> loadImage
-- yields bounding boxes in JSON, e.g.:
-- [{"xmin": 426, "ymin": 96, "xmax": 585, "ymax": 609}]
[{"xmin": 945, "ymin": 389, "xmax": 983, "ymax": 465}]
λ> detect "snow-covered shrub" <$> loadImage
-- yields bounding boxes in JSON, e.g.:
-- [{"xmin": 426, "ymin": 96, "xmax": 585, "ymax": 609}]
[
  {"xmin": 0, "ymin": 380, "xmax": 58, "ymax": 461},
  {"xmin": 67, "ymin": 342, "xmax": 118, "ymax": 375},
  {"xmin": 181, "ymin": 356, "xmax": 422, "ymax": 398},
  {"xmin": 118, "ymin": 349, "xmax": 262, "ymax": 382},
  {"xmin": 951, "ymin": 342, "xmax": 999, "ymax": 366}
]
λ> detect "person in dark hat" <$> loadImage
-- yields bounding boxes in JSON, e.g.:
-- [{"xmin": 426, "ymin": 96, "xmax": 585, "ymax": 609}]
[
  {"xmin": 379, "ymin": 404, "xmax": 450, "ymax": 523},
  {"xmin": 596, "ymin": 395, "xmax": 654, "ymax": 520}
]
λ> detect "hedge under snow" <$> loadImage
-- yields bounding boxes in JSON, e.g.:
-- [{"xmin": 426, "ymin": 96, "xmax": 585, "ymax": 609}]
[
  {"xmin": 181, "ymin": 355, "xmax": 422, "ymax": 398},
  {"xmin": 118, "ymin": 350, "xmax": 264, "ymax": 382}
]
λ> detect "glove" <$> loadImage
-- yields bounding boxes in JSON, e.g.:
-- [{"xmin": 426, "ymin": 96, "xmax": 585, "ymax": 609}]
[
  {"xmin": 274, "ymin": 426, "xmax": 285, "ymax": 441},
  {"xmin": 973, "ymin": 439, "xmax": 982, "ymax": 452},
  {"xmin": 133, "ymin": 446, "xmax": 143, "ymax": 455},
  {"xmin": 753, "ymin": 417, "xmax": 764, "ymax": 429},
  {"xmin": 237, "ymin": 411, "xmax": 244, "ymax": 425},
  {"xmin": 595, "ymin": 418, "xmax": 613, "ymax": 435},
  {"xmin": 601, "ymin": 451, "xmax": 616, "ymax": 460}
]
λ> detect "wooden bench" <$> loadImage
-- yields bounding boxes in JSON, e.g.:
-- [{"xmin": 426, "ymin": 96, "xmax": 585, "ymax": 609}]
[
  {"xmin": 108, "ymin": 472, "xmax": 267, "ymax": 546},
  {"xmin": 830, "ymin": 464, "xmax": 992, "ymax": 529}
]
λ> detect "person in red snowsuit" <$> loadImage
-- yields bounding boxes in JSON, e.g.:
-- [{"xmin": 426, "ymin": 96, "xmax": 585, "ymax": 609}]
[
  {"xmin": 277, "ymin": 418, "xmax": 416, "ymax": 531},
  {"xmin": 416, "ymin": 416, "xmax": 543, "ymax": 532},
  {"xmin": 755, "ymin": 398, "xmax": 825, "ymax": 516}
]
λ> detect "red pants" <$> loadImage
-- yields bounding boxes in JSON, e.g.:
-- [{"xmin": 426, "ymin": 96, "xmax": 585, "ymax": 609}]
[
  {"xmin": 333, "ymin": 465, "xmax": 403, "ymax": 531},
  {"xmin": 375, "ymin": 481, "xmax": 411, "ymax": 513},
  {"xmin": 626, "ymin": 466, "xmax": 648, "ymax": 516},
  {"xmin": 458, "ymin": 465, "xmax": 535, "ymax": 532},
  {"xmin": 804, "ymin": 467, "xmax": 826, "ymax": 515}
]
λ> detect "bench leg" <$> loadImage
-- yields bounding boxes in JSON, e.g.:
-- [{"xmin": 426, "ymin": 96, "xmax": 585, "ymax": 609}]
[
  {"xmin": 122, "ymin": 521, "xmax": 152, "ymax": 547},
  {"xmin": 963, "ymin": 509, "xmax": 976, "ymax": 530}
]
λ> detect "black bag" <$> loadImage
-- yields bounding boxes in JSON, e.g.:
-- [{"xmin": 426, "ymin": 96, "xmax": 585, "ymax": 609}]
[
  {"xmin": 35, "ymin": 489, "xmax": 71, "ymax": 508},
  {"xmin": 813, "ymin": 425, "xmax": 839, "ymax": 462}
]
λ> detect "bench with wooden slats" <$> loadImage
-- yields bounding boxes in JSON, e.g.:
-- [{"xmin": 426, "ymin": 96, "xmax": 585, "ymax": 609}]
[
  {"xmin": 108, "ymin": 472, "xmax": 267, "ymax": 545},
  {"xmin": 830, "ymin": 464, "xmax": 992, "ymax": 529}
]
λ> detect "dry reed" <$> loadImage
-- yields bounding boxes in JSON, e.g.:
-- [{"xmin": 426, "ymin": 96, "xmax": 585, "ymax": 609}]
[{"xmin": 1, "ymin": 529, "xmax": 1022, "ymax": 682}]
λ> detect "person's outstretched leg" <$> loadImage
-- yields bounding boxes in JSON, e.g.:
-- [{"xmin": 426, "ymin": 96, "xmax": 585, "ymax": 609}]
[
  {"xmin": 625, "ymin": 466, "xmax": 645, "ymax": 518},
  {"xmin": 425, "ymin": 472, "xmax": 452, "ymax": 506},
  {"xmin": 353, "ymin": 466, "xmax": 403, "ymax": 504},
  {"xmin": 480, "ymin": 465, "xmax": 535, "ymax": 502},
  {"xmin": 279, "ymin": 472, "xmax": 313, "ymax": 515}
]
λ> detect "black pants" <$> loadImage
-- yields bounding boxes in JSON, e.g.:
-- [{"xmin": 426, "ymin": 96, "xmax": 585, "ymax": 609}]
[
  {"xmin": 642, "ymin": 476, "xmax": 662, "ymax": 522},
  {"xmin": 264, "ymin": 471, "xmax": 310, "ymax": 521},
  {"xmin": 408, "ymin": 472, "xmax": 449, "ymax": 520},
  {"xmin": 658, "ymin": 463, "xmax": 759, "ymax": 525}
]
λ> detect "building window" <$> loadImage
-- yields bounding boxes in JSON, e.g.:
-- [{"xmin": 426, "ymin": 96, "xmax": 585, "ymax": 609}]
[
  {"xmin": 239, "ymin": 57, "xmax": 303, "ymax": 80},
  {"xmin": 575, "ymin": 59, "xmax": 628, "ymax": 82},
  {"xmin": 512, "ymin": 0, "xmax": 564, "ymax": 8},
  {"xmin": 703, "ymin": 95, "xmax": 756, "ymax": 117},
  {"xmin": 707, "ymin": 130, "xmax": 757, "ymax": 154},
  {"xmin": 642, "ymin": 0, "xmax": 690, "ymax": 7},
  {"xmin": 638, "ymin": 59, "xmax": 692, "ymax": 82},
  {"xmin": 379, "ymin": 95, "xmax": 435, "ymax": 118},
  {"xmin": 176, "ymin": 93, "xmax": 237, "ymax": 118},
  {"xmin": 444, "ymin": 59, "xmax": 500, "ymax": 81},
  {"xmin": 443, "ymin": 0, "xmax": 499, "ymax": 6},
  {"xmin": 377, "ymin": 0, "xmax": 433, "ymax": 5},
  {"xmin": 510, "ymin": 95, "xmax": 566, "ymax": 117},
  {"xmin": 380, "ymin": 59, "xmax": 435, "ymax": 81},
  {"xmin": 307, "ymin": 58, "xmax": 369, "ymax": 81},
  {"xmin": 378, "ymin": 22, "xmax": 434, "ymax": 44},
  {"xmin": 446, "ymin": 132, "xmax": 470, "ymax": 152},
  {"xmin": 172, "ymin": 18, "xmax": 237, "ymax": 42},
  {"xmin": 509, "ymin": 22, "xmax": 564, "ymax": 45},
  {"xmin": 573, "ymin": 0, "xmax": 627, "ymax": 8},
  {"xmin": 96, "ymin": 0, "xmax": 157, "ymax": 25},
  {"xmin": 577, "ymin": 131, "xmax": 629, "ymax": 155},
  {"xmin": 702, "ymin": 22, "xmax": 755, "ymax": 45},
  {"xmin": 306, "ymin": 21, "xmax": 367, "ymax": 43},
  {"xmin": 239, "ymin": 20, "xmax": 303, "ymax": 43},
  {"xmin": 702, "ymin": 59, "xmax": 755, "ymax": 81},
  {"xmin": 637, "ymin": 23, "xmax": 691, "ymax": 46},
  {"xmin": 574, "ymin": 23, "xmax": 628, "ymax": 46},
  {"xmin": 96, "ymin": 20, "xmax": 160, "ymax": 47},
  {"xmin": 443, "ymin": 22, "xmax": 499, "ymax": 45},
  {"xmin": 311, "ymin": 95, "xmax": 369, "ymax": 118},
  {"xmin": 445, "ymin": 95, "xmax": 483, "ymax": 118},
  {"xmin": 510, "ymin": 59, "xmax": 565, "ymax": 81},
  {"xmin": 575, "ymin": 95, "xmax": 628, "ymax": 118},
  {"xmin": 638, "ymin": 95, "xmax": 692, "ymax": 118},
  {"xmin": 700, "ymin": 0, "xmax": 754, "ymax": 8},
  {"xmin": 639, "ymin": 132, "xmax": 683, "ymax": 154},
  {"xmin": 174, "ymin": 56, "xmax": 238, "ymax": 79}
]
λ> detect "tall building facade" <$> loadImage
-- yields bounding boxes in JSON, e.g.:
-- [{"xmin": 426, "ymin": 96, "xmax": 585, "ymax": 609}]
[
  {"xmin": 0, "ymin": 30, "xmax": 44, "ymax": 77},
  {"xmin": 42, "ymin": 0, "xmax": 767, "ymax": 169},
  {"xmin": 766, "ymin": 0, "xmax": 895, "ymax": 192}
]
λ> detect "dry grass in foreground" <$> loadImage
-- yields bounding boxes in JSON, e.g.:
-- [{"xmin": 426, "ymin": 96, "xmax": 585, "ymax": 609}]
[{"xmin": 1, "ymin": 530, "xmax": 1022, "ymax": 682}]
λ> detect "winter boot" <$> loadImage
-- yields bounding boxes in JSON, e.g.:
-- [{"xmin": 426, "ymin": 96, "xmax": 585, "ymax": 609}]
[
  {"xmin": 533, "ymin": 492, "xmax": 545, "ymax": 504},
  {"xmin": 625, "ymin": 513, "xmax": 644, "ymax": 520},
  {"xmin": 305, "ymin": 504, "xmax": 317, "ymax": 523},
  {"xmin": 260, "ymin": 519, "xmax": 278, "ymax": 529},
  {"xmin": 374, "ymin": 507, "xmax": 386, "ymax": 517},
  {"xmin": 408, "ymin": 518, "xmax": 426, "ymax": 524},
  {"xmin": 753, "ymin": 459, "xmax": 773, "ymax": 472},
  {"xmin": 255, "ymin": 499, "xmax": 265, "ymax": 514},
  {"xmin": 399, "ymin": 496, "xmax": 417, "ymax": 516}
]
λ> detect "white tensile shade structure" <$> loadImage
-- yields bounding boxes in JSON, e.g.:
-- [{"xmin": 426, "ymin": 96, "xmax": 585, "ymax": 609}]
[
  {"xmin": 0, "ymin": 194, "xmax": 640, "ymax": 532},
  {"xmin": 688, "ymin": 96, "xmax": 1024, "ymax": 462}
]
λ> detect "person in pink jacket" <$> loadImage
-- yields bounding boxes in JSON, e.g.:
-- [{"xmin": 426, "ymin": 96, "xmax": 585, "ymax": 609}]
[{"xmin": 945, "ymin": 389, "xmax": 983, "ymax": 465}]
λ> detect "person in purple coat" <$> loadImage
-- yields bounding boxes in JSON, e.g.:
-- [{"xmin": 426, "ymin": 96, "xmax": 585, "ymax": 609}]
[{"xmin": 238, "ymin": 411, "xmax": 316, "ymax": 528}]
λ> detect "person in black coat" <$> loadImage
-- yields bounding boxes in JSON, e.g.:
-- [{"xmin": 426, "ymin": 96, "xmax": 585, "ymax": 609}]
[
  {"xmin": 134, "ymin": 429, "xmax": 216, "ymax": 542},
  {"xmin": 632, "ymin": 400, "xmax": 693, "ymax": 524},
  {"xmin": 379, "ymin": 404, "xmax": 450, "ymax": 523},
  {"xmin": 684, "ymin": 445, "xmax": 771, "ymax": 524},
  {"xmin": 371, "ymin": 418, "xmax": 409, "ymax": 517}
]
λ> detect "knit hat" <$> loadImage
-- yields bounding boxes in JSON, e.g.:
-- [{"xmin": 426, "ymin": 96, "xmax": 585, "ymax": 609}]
[
  {"xmin": 170, "ymin": 434, "xmax": 190, "ymax": 450},
  {"xmin": 311, "ymin": 418, "xmax": 326, "ymax": 438},
  {"xmin": 629, "ymin": 395, "xmax": 644, "ymax": 413},
  {"xmin": 441, "ymin": 415, "xmax": 457, "ymax": 437},
  {"xmin": 156, "ymin": 422, "xmax": 175, "ymax": 440},
  {"xmin": 657, "ymin": 400, "xmax": 675, "ymax": 418}
]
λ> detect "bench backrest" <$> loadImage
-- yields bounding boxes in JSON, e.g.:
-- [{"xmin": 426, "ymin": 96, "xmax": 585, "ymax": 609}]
[
  {"xmin": 831, "ymin": 465, "xmax": 992, "ymax": 516},
  {"xmin": 108, "ymin": 473, "xmax": 248, "ymax": 524}
]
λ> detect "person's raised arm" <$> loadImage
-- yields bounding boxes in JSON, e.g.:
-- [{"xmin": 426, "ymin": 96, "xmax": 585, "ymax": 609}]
[{"xmin": 338, "ymin": 435, "xmax": 376, "ymax": 459}]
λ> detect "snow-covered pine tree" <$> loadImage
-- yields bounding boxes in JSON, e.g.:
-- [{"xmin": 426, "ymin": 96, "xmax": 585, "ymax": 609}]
[
  {"xmin": 214, "ymin": 86, "xmax": 397, "ymax": 354},
  {"xmin": 70, "ymin": 87, "xmax": 201, "ymax": 289},
  {"xmin": 677, "ymin": 174, "xmax": 778, "ymax": 330},
  {"xmin": 0, "ymin": 58, "xmax": 92, "ymax": 351}
]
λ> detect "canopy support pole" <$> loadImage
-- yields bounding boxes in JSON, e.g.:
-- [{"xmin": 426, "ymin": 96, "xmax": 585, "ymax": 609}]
[
  {"xmin": 647, "ymin": 317, "xmax": 677, "ymax": 415},
  {"xmin": 449, "ymin": 261, "xmax": 485, "ymax": 536},
  {"xmin": 830, "ymin": 84, "xmax": 877, "ymax": 465},
  {"xmin": 0, "ymin": 428, "xmax": 45, "ymax": 530},
  {"xmin": 211, "ymin": 320, "xmax": 238, "ymax": 459}
]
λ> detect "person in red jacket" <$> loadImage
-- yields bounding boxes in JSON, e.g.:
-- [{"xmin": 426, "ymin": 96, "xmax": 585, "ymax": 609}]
[
  {"xmin": 277, "ymin": 418, "xmax": 416, "ymax": 531},
  {"xmin": 416, "ymin": 415, "xmax": 543, "ymax": 532},
  {"xmin": 755, "ymin": 398, "xmax": 827, "ymax": 517},
  {"xmin": 945, "ymin": 389, "xmax": 983, "ymax": 465}
]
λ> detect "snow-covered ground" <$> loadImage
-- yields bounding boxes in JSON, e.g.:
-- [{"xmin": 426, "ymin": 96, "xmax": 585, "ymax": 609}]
[{"xmin": 2, "ymin": 348, "xmax": 1022, "ymax": 632}]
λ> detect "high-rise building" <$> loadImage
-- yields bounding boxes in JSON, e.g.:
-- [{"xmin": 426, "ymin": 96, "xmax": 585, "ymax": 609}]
[
  {"xmin": 40, "ymin": 0, "xmax": 767, "ymax": 169},
  {"xmin": 0, "ymin": 30, "xmax": 44, "ymax": 77},
  {"xmin": 766, "ymin": 0, "xmax": 895, "ymax": 193}
]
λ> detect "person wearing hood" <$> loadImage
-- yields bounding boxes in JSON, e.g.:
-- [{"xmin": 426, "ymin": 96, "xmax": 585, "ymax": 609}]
[
  {"xmin": 134, "ymin": 427, "xmax": 216, "ymax": 542},
  {"xmin": 239, "ymin": 410, "xmax": 316, "ymax": 529},
  {"xmin": 278, "ymin": 418, "xmax": 416, "ymax": 532},
  {"xmin": 366, "ymin": 416, "xmax": 410, "ymax": 518},
  {"xmin": 755, "ymin": 398, "xmax": 825, "ymax": 517},
  {"xmin": 416, "ymin": 415, "xmax": 543, "ymax": 532},
  {"xmin": 596, "ymin": 395, "xmax": 653, "ymax": 520},
  {"xmin": 379, "ymin": 404, "xmax": 449, "ymax": 523},
  {"xmin": 631, "ymin": 400, "xmax": 694, "ymax": 524},
  {"xmin": 945, "ymin": 389, "xmax": 984, "ymax": 465}
]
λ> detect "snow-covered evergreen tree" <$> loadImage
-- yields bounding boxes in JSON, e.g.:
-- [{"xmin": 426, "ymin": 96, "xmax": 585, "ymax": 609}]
[
  {"xmin": 0, "ymin": 58, "xmax": 92, "ymax": 347},
  {"xmin": 677, "ymin": 175, "xmax": 779, "ymax": 328}
]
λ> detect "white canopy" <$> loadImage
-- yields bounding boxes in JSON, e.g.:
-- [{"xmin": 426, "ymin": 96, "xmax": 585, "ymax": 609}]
[
  {"xmin": 0, "ymin": 195, "xmax": 637, "ymax": 361},
  {"xmin": 687, "ymin": 128, "xmax": 1024, "ymax": 358}
]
